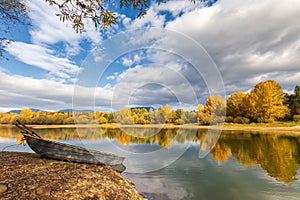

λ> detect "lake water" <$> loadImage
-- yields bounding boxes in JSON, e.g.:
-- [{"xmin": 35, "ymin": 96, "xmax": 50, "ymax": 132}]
[{"xmin": 1, "ymin": 126, "xmax": 300, "ymax": 200}]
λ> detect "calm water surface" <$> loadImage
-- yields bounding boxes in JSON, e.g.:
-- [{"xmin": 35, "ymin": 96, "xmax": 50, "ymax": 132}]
[{"xmin": 1, "ymin": 126, "xmax": 300, "ymax": 200}]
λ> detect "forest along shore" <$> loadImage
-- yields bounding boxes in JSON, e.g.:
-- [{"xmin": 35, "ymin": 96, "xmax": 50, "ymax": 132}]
[{"xmin": 0, "ymin": 151, "xmax": 145, "ymax": 200}]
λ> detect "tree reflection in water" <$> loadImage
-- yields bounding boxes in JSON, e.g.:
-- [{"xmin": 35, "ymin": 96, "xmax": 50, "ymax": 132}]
[{"xmin": 1, "ymin": 127, "xmax": 300, "ymax": 183}]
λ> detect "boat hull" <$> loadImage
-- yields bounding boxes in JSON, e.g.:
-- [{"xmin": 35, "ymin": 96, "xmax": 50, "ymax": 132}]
[{"xmin": 24, "ymin": 135, "xmax": 126, "ymax": 172}]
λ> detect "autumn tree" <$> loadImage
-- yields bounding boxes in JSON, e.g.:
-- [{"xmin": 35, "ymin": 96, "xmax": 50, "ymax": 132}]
[
  {"xmin": 20, "ymin": 108, "xmax": 35, "ymax": 119},
  {"xmin": 115, "ymin": 107, "xmax": 134, "ymax": 124},
  {"xmin": 164, "ymin": 104, "xmax": 174, "ymax": 123},
  {"xmin": 198, "ymin": 103, "xmax": 210, "ymax": 125},
  {"xmin": 174, "ymin": 109, "xmax": 187, "ymax": 125},
  {"xmin": 156, "ymin": 106, "xmax": 166, "ymax": 124},
  {"xmin": 247, "ymin": 80, "xmax": 289, "ymax": 122},
  {"xmin": 206, "ymin": 95, "xmax": 226, "ymax": 117},
  {"xmin": 198, "ymin": 95, "xmax": 226, "ymax": 125},
  {"xmin": 226, "ymin": 91, "xmax": 246, "ymax": 118},
  {"xmin": 184, "ymin": 110, "xmax": 197, "ymax": 123},
  {"xmin": 131, "ymin": 108, "xmax": 150, "ymax": 124}
]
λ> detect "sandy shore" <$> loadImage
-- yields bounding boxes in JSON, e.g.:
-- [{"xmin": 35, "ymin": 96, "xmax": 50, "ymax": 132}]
[
  {"xmin": 209, "ymin": 125, "xmax": 300, "ymax": 133},
  {"xmin": 0, "ymin": 151, "xmax": 144, "ymax": 200},
  {"xmin": 2, "ymin": 123, "xmax": 300, "ymax": 133}
]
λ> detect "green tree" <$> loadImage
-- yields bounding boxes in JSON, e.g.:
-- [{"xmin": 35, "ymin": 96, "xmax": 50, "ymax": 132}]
[
  {"xmin": 247, "ymin": 80, "xmax": 289, "ymax": 122},
  {"xmin": 289, "ymin": 86, "xmax": 300, "ymax": 117}
]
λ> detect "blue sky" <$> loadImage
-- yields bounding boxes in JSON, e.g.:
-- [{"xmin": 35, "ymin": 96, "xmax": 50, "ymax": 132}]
[{"xmin": 0, "ymin": 0, "xmax": 300, "ymax": 112}]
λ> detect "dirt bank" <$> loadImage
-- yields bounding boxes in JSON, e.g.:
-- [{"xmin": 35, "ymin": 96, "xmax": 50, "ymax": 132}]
[{"xmin": 0, "ymin": 151, "xmax": 144, "ymax": 200}]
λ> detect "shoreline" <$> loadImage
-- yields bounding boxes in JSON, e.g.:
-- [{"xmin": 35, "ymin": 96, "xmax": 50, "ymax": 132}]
[
  {"xmin": 0, "ymin": 151, "xmax": 145, "ymax": 200},
  {"xmin": 1, "ymin": 123, "xmax": 300, "ymax": 133}
]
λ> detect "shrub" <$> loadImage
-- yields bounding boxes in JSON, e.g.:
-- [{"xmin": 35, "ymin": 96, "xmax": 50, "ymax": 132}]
[
  {"xmin": 257, "ymin": 117, "xmax": 274, "ymax": 123},
  {"xmin": 98, "ymin": 117, "xmax": 108, "ymax": 124},
  {"xmin": 293, "ymin": 115, "xmax": 300, "ymax": 122},
  {"xmin": 233, "ymin": 117, "xmax": 250, "ymax": 124},
  {"xmin": 136, "ymin": 117, "xmax": 146, "ymax": 124},
  {"xmin": 242, "ymin": 117, "xmax": 250, "ymax": 124},
  {"xmin": 174, "ymin": 119, "xmax": 183, "ymax": 125},
  {"xmin": 63, "ymin": 117, "xmax": 75, "ymax": 124},
  {"xmin": 225, "ymin": 116, "xmax": 234, "ymax": 123},
  {"xmin": 199, "ymin": 117, "xmax": 211, "ymax": 125},
  {"xmin": 211, "ymin": 116, "xmax": 225, "ymax": 125},
  {"xmin": 233, "ymin": 116, "xmax": 243, "ymax": 124},
  {"xmin": 77, "ymin": 115, "xmax": 89, "ymax": 124}
]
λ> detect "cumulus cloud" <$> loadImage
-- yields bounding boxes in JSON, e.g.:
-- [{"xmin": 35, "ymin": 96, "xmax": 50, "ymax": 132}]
[
  {"xmin": 28, "ymin": 0, "xmax": 102, "ymax": 49},
  {"xmin": 164, "ymin": 0, "xmax": 300, "ymax": 93},
  {"xmin": 121, "ymin": 53, "xmax": 142, "ymax": 67},
  {"xmin": 6, "ymin": 42, "xmax": 81, "ymax": 80},
  {"xmin": 111, "ymin": 63, "xmax": 202, "ymax": 110},
  {"xmin": 3, "ymin": 0, "xmax": 300, "ymax": 111},
  {"xmin": 0, "ymin": 70, "xmax": 113, "ymax": 111},
  {"xmin": 119, "ymin": 0, "xmax": 300, "ymax": 97},
  {"xmin": 106, "ymin": 72, "xmax": 119, "ymax": 80},
  {"xmin": 4, "ymin": 0, "xmax": 104, "ymax": 81}
]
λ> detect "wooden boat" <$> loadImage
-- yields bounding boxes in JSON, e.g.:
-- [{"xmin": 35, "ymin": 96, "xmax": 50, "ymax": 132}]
[{"xmin": 13, "ymin": 120, "xmax": 126, "ymax": 172}]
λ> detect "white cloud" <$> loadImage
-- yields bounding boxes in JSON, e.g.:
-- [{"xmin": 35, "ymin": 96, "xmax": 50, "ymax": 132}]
[
  {"xmin": 28, "ymin": 0, "xmax": 102, "ymax": 48},
  {"xmin": 161, "ymin": 0, "xmax": 300, "ymax": 94},
  {"xmin": 106, "ymin": 72, "xmax": 119, "ymax": 80},
  {"xmin": 112, "ymin": 64, "xmax": 201, "ymax": 109},
  {"xmin": 121, "ymin": 53, "xmax": 142, "ymax": 67},
  {"xmin": 111, "ymin": 0, "xmax": 300, "ymax": 106},
  {"xmin": 6, "ymin": 42, "xmax": 81, "ymax": 80},
  {"xmin": 121, "ymin": 57, "xmax": 134, "ymax": 67},
  {"xmin": 0, "ymin": 70, "xmax": 113, "ymax": 111},
  {"xmin": 125, "ymin": 6, "xmax": 166, "ymax": 29},
  {"xmin": 3, "ymin": 0, "xmax": 300, "ymax": 111},
  {"xmin": 4, "ymin": 0, "xmax": 103, "ymax": 82},
  {"xmin": 28, "ymin": 0, "xmax": 79, "ymax": 46}
]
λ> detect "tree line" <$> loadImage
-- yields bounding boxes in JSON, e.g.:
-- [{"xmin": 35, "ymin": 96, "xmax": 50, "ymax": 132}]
[{"xmin": 0, "ymin": 80, "xmax": 299, "ymax": 125}]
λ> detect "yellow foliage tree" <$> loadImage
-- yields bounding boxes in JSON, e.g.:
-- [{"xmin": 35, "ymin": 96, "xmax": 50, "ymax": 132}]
[
  {"xmin": 226, "ymin": 91, "xmax": 246, "ymax": 117},
  {"xmin": 20, "ymin": 108, "xmax": 35, "ymax": 119},
  {"xmin": 198, "ymin": 103, "xmax": 210, "ymax": 124},
  {"xmin": 165, "ymin": 104, "xmax": 173, "ymax": 123},
  {"xmin": 115, "ymin": 108, "xmax": 134, "ymax": 124},
  {"xmin": 248, "ymin": 80, "xmax": 289, "ymax": 122},
  {"xmin": 206, "ymin": 95, "xmax": 226, "ymax": 116}
]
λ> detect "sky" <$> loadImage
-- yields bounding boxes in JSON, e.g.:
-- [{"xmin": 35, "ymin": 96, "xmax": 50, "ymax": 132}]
[{"xmin": 0, "ymin": 0, "xmax": 300, "ymax": 112}]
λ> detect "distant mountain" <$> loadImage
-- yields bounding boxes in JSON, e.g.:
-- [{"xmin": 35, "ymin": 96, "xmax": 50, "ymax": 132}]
[
  {"xmin": 6, "ymin": 108, "xmax": 41, "ymax": 114},
  {"xmin": 130, "ymin": 107, "xmax": 156, "ymax": 112}
]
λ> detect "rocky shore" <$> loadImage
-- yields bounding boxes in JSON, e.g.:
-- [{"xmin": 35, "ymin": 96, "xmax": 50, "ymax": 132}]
[{"xmin": 0, "ymin": 151, "xmax": 144, "ymax": 200}]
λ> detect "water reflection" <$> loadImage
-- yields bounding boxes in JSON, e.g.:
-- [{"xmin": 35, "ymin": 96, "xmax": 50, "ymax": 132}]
[{"xmin": 1, "ymin": 127, "xmax": 300, "ymax": 183}]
